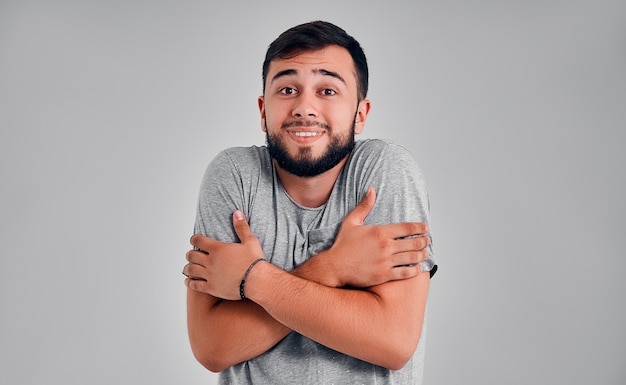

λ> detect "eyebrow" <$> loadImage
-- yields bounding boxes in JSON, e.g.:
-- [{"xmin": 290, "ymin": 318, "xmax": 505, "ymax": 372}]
[{"xmin": 270, "ymin": 68, "xmax": 346, "ymax": 85}]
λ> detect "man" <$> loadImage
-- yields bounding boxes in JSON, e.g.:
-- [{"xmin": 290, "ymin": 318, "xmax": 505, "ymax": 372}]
[{"xmin": 183, "ymin": 20, "xmax": 437, "ymax": 384}]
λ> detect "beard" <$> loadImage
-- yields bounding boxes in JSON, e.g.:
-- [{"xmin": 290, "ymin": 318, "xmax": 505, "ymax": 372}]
[{"xmin": 265, "ymin": 117, "xmax": 356, "ymax": 177}]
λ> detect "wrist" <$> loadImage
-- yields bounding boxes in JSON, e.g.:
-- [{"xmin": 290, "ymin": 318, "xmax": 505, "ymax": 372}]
[
  {"xmin": 292, "ymin": 251, "xmax": 342, "ymax": 288},
  {"xmin": 241, "ymin": 261, "xmax": 279, "ymax": 304},
  {"xmin": 239, "ymin": 258, "xmax": 266, "ymax": 300}
]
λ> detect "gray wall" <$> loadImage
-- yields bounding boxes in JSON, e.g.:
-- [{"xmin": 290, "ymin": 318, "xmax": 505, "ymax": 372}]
[{"xmin": 1, "ymin": 1, "xmax": 624, "ymax": 384}]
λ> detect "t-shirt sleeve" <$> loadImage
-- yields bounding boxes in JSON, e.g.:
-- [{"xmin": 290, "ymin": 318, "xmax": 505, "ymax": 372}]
[
  {"xmin": 193, "ymin": 149, "xmax": 245, "ymax": 243},
  {"xmin": 358, "ymin": 140, "xmax": 438, "ymax": 277}
]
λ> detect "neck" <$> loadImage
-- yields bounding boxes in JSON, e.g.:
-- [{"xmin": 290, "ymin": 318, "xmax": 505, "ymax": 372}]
[{"xmin": 274, "ymin": 157, "xmax": 348, "ymax": 208}]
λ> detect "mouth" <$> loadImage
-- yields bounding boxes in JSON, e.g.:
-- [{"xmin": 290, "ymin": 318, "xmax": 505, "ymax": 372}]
[
  {"xmin": 286, "ymin": 129, "xmax": 324, "ymax": 144},
  {"xmin": 281, "ymin": 120, "xmax": 328, "ymax": 143},
  {"xmin": 292, "ymin": 131, "xmax": 322, "ymax": 137}
]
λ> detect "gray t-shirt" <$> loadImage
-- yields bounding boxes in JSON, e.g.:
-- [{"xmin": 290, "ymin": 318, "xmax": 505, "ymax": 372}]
[{"xmin": 195, "ymin": 138, "xmax": 436, "ymax": 384}]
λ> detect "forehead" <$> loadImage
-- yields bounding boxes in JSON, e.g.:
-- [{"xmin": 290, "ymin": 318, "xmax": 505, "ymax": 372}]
[{"xmin": 266, "ymin": 45, "xmax": 357, "ymax": 84}]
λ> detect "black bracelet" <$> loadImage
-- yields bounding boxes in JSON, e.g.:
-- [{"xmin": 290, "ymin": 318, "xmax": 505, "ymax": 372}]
[{"xmin": 239, "ymin": 258, "xmax": 265, "ymax": 300}]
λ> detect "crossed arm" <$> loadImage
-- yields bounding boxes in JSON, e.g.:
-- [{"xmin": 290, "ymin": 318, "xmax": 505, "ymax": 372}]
[{"xmin": 184, "ymin": 188, "xmax": 431, "ymax": 372}]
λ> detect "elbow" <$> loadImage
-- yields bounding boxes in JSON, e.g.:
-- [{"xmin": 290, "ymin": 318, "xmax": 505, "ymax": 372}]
[
  {"xmin": 377, "ymin": 330, "xmax": 422, "ymax": 371},
  {"xmin": 380, "ymin": 349, "xmax": 413, "ymax": 371},
  {"xmin": 188, "ymin": 326, "xmax": 237, "ymax": 372},
  {"xmin": 190, "ymin": 336, "xmax": 237, "ymax": 373},
  {"xmin": 200, "ymin": 359, "xmax": 230, "ymax": 374},
  {"xmin": 191, "ymin": 346, "xmax": 232, "ymax": 373}
]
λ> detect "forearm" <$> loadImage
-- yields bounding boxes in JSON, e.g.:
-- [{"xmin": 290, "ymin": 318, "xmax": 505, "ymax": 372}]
[
  {"xmin": 290, "ymin": 250, "xmax": 341, "ymax": 287},
  {"xmin": 185, "ymin": 206, "xmax": 431, "ymax": 371},
  {"xmin": 186, "ymin": 256, "xmax": 353, "ymax": 372},
  {"xmin": 187, "ymin": 289, "xmax": 290, "ymax": 372},
  {"xmin": 245, "ymin": 261, "xmax": 430, "ymax": 370}
]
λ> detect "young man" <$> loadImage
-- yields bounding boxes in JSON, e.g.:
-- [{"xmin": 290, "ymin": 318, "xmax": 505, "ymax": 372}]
[{"xmin": 183, "ymin": 21, "xmax": 437, "ymax": 384}]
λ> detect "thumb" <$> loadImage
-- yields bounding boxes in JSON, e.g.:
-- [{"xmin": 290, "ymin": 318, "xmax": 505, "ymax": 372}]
[
  {"xmin": 345, "ymin": 187, "xmax": 376, "ymax": 226},
  {"xmin": 232, "ymin": 210, "xmax": 254, "ymax": 242}
]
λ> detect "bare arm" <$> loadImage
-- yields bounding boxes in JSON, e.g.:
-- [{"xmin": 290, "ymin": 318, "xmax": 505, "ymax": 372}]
[
  {"xmin": 245, "ymin": 261, "xmax": 429, "ymax": 370},
  {"xmin": 186, "ymin": 289, "xmax": 289, "ymax": 372},
  {"xmin": 185, "ymin": 188, "xmax": 430, "ymax": 371}
]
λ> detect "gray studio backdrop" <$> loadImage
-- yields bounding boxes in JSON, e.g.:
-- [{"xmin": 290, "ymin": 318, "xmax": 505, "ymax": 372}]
[{"xmin": 1, "ymin": 1, "xmax": 624, "ymax": 384}]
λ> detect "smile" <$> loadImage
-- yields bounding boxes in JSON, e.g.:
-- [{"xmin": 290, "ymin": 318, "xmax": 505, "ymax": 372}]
[{"xmin": 293, "ymin": 132, "xmax": 322, "ymax": 137}]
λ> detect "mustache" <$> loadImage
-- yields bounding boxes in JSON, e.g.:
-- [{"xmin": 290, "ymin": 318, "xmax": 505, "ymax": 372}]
[{"xmin": 281, "ymin": 120, "xmax": 330, "ymax": 130}]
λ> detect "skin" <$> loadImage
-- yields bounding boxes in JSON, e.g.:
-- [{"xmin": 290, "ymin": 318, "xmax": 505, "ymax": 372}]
[
  {"xmin": 184, "ymin": 45, "xmax": 431, "ymax": 372},
  {"xmin": 260, "ymin": 45, "xmax": 370, "ymax": 207}
]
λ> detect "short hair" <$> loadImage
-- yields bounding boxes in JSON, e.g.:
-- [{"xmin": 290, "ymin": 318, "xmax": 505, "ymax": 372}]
[{"xmin": 262, "ymin": 21, "xmax": 369, "ymax": 101}]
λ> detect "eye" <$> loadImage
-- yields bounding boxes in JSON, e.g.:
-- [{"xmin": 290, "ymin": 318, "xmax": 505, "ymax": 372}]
[
  {"xmin": 320, "ymin": 88, "xmax": 337, "ymax": 96},
  {"xmin": 279, "ymin": 87, "xmax": 297, "ymax": 95}
]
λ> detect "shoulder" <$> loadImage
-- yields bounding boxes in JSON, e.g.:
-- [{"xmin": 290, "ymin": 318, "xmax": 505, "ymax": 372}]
[
  {"xmin": 353, "ymin": 138, "xmax": 415, "ymax": 159},
  {"xmin": 216, "ymin": 145, "xmax": 270, "ymax": 164},
  {"xmin": 349, "ymin": 139, "xmax": 429, "ymax": 205},
  {"xmin": 207, "ymin": 145, "xmax": 272, "ymax": 174},
  {"xmin": 350, "ymin": 139, "xmax": 420, "ymax": 170},
  {"xmin": 199, "ymin": 145, "xmax": 273, "ymax": 193}
]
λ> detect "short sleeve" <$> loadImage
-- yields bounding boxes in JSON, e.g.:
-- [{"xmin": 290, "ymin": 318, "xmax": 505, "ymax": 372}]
[
  {"xmin": 351, "ymin": 140, "xmax": 438, "ymax": 277},
  {"xmin": 194, "ymin": 150, "xmax": 245, "ymax": 243}
]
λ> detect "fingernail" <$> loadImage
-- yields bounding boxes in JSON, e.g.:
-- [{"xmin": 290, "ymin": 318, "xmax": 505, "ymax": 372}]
[{"xmin": 234, "ymin": 210, "xmax": 245, "ymax": 221}]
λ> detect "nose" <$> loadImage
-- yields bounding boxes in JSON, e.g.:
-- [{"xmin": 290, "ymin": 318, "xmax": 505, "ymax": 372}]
[{"xmin": 291, "ymin": 92, "xmax": 318, "ymax": 118}]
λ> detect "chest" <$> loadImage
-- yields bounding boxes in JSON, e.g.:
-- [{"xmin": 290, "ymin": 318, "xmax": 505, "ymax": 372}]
[{"xmin": 247, "ymin": 191, "xmax": 347, "ymax": 271}]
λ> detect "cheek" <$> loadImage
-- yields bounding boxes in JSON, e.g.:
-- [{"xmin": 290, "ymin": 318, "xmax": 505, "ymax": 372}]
[
  {"xmin": 263, "ymin": 103, "xmax": 289, "ymax": 124},
  {"xmin": 264, "ymin": 114, "xmax": 282, "ymax": 131},
  {"xmin": 325, "ymin": 104, "xmax": 356, "ymax": 127}
]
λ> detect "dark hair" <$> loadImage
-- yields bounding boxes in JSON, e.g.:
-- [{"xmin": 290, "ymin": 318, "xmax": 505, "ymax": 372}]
[{"xmin": 262, "ymin": 21, "xmax": 369, "ymax": 100}]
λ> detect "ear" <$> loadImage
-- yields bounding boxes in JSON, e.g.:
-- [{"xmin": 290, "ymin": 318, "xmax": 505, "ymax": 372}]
[
  {"xmin": 353, "ymin": 99, "xmax": 371, "ymax": 135},
  {"xmin": 258, "ymin": 96, "xmax": 266, "ymax": 132}
]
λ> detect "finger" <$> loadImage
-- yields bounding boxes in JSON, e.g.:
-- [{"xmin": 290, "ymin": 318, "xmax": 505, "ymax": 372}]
[
  {"xmin": 392, "ymin": 234, "xmax": 430, "ymax": 254},
  {"xmin": 185, "ymin": 263, "xmax": 208, "ymax": 280},
  {"xmin": 366, "ymin": 222, "xmax": 428, "ymax": 241},
  {"xmin": 186, "ymin": 249, "xmax": 207, "ymax": 266},
  {"xmin": 183, "ymin": 263, "xmax": 205, "ymax": 280},
  {"xmin": 390, "ymin": 248, "xmax": 430, "ymax": 268},
  {"xmin": 232, "ymin": 210, "xmax": 255, "ymax": 242},
  {"xmin": 185, "ymin": 278, "xmax": 210, "ymax": 293},
  {"xmin": 379, "ymin": 222, "xmax": 428, "ymax": 239},
  {"xmin": 344, "ymin": 186, "xmax": 376, "ymax": 226},
  {"xmin": 387, "ymin": 265, "xmax": 420, "ymax": 281},
  {"xmin": 190, "ymin": 234, "xmax": 216, "ymax": 252}
]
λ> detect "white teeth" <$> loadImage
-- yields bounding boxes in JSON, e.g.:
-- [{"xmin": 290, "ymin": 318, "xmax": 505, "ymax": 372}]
[{"xmin": 293, "ymin": 132, "xmax": 320, "ymax": 137}]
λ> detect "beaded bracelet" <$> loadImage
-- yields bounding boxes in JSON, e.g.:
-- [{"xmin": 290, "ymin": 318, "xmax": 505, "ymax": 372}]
[{"xmin": 239, "ymin": 258, "xmax": 265, "ymax": 300}]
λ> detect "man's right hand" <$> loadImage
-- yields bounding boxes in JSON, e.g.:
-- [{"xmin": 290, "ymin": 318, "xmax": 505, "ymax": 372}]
[{"xmin": 293, "ymin": 187, "xmax": 430, "ymax": 288}]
